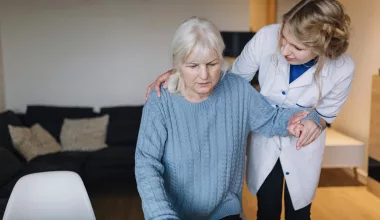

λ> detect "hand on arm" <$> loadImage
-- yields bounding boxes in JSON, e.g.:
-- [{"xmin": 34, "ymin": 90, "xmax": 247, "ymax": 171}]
[
  {"xmin": 247, "ymin": 85, "xmax": 322, "ymax": 137},
  {"xmin": 287, "ymin": 113, "xmax": 327, "ymax": 149},
  {"xmin": 287, "ymin": 64, "xmax": 354, "ymax": 149}
]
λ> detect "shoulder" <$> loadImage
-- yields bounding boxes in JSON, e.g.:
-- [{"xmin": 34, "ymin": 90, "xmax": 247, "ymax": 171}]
[
  {"xmin": 328, "ymin": 53, "xmax": 355, "ymax": 82},
  {"xmin": 257, "ymin": 24, "xmax": 281, "ymax": 36},
  {"xmin": 335, "ymin": 54, "xmax": 355, "ymax": 73},
  {"xmin": 222, "ymin": 72, "xmax": 250, "ymax": 84},
  {"xmin": 221, "ymin": 73, "xmax": 253, "ymax": 93},
  {"xmin": 247, "ymin": 24, "xmax": 281, "ymax": 56},
  {"xmin": 254, "ymin": 24, "xmax": 281, "ymax": 42},
  {"xmin": 144, "ymin": 86, "xmax": 170, "ymax": 113},
  {"xmin": 221, "ymin": 73, "xmax": 261, "ymax": 103}
]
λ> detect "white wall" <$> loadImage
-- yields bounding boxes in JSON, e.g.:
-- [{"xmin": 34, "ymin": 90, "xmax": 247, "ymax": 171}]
[
  {"xmin": 332, "ymin": 0, "xmax": 380, "ymax": 174},
  {"xmin": 0, "ymin": 0, "xmax": 250, "ymax": 112},
  {"xmin": 0, "ymin": 27, "xmax": 4, "ymax": 112}
]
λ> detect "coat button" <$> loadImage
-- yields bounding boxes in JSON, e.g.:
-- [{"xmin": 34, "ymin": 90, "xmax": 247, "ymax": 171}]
[
  {"xmin": 282, "ymin": 91, "xmax": 286, "ymax": 95},
  {"xmin": 275, "ymin": 104, "xmax": 279, "ymax": 108},
  {"xmin": 285, "ymin": 172, "xmax": 289, "ymax": 175}
]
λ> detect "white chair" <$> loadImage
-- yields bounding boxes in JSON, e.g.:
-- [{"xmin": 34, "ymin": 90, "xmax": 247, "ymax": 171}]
[{"xmin": 3, "ymin": 171, "xmax": 96, "ymax": 220}]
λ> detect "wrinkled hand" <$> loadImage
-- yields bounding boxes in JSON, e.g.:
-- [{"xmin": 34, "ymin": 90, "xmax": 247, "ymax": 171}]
[
  {"xmin": 146, "ymin": 69, "xmax": 173, "ymax": 101},
  {"xmin": 287, "ymin": 112, "xmax": 321, "ymax": 149}
]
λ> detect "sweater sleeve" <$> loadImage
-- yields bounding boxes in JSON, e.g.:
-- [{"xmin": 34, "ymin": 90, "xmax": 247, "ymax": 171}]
[
  {"xmin": 246, "ymin": 83, "xmax": 322, "ymax": 137},
  {"xmin": 135, "ymin": 94, "xmax": 180, "ymax": 220}
]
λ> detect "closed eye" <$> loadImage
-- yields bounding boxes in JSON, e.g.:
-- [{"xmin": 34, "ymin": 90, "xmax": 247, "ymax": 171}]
[
  {"xmin": 281, "ymin": 34, "xmax": 306, "ymax": 51},
  {"xmin": 188, "ymin": 64, "xmax": 198, "ymax": 69}
]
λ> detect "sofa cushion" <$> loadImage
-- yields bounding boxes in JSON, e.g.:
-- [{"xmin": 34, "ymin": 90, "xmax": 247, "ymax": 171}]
[
  {"xmin": 100, "ymin": 106, "xmax": 143, "ymax": 146},
  {"xmin": 25, "ymin": 105, "xmax": 95, "ymax": 143},
  {"xmin": 0, "ymin": 111, "xmax": 23, "ymax": 158},
  {"xmin": 8, "ymin": 124, "xmax": 61, "ymax": 161},
  {"xmin": 83, "ymin": 147, "xmax": 135, "ymax": 169},
  {"xmin": 60, "ymin": 115, "xmax": 109, "ymax": 152},
  {"xmin": 27, "ymin": 151, "xmax": 90, "ymax": 173},
  {"xmin": 82, "ymin": 147, "xmax": 136, "ymax": 192},
  {"xmin": 0, "ymin": 148, "xmax": 23, "ymax": 189}
]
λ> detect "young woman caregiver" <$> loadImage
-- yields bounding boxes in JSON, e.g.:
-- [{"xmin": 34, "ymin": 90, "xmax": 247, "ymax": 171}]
[{"xmin": 145, "ymin": 0, "xmax": 354, "ymax": 219}]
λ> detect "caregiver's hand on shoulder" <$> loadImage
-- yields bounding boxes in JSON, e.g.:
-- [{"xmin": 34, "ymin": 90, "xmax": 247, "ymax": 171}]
[{"xmin": 146, "ymin": 69, "xmax": 173, "ymax": 100}]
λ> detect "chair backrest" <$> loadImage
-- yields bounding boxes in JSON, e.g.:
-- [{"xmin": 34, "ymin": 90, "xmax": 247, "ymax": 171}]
[{"xmin": 3, "ymin": 171, "xmax": 96, "ymax": 220}]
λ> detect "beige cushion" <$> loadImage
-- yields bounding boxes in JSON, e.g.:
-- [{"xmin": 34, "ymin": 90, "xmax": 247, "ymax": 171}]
[
  {"xmin": 60, "ymin": 115, "xmax": 109, "ymax": 152},
  {"xmin": 8, "ymin": 124, "xmax": 61, "ymax": 161}
]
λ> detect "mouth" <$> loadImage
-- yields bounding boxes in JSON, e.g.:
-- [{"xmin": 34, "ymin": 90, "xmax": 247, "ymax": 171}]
[
  {"xmin": 197, "ymin": 82, "xmax": 211, "ymax": 86},
  {"xmin": 285, "ymin": 56, "xmax": 295, "ymax": 61}
]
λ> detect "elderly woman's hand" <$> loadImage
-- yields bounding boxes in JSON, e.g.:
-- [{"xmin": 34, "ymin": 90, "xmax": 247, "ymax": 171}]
[
  {"xmin": 287, "ymin": 111, "xmax": 308, "ymax": 136},
  {"xmin": 146, "ymin": 70, "xmax": 173, "ymax": 100},
  {"xmin": 295, "ymin": 121, "xmax": 321, "ymax": 149},
  {"xmin": 287, "ymin": 111, "xmax": 322, "ymax": 150}
]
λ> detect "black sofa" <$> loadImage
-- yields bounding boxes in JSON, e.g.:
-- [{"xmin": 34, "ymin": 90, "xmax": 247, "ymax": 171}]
[{"xmin": 0, "ymin": 105, "xmax": 143, "ymax": 217}]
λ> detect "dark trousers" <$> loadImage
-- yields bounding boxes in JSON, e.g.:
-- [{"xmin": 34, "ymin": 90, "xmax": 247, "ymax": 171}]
[
  {"xmin": 256, "ymin": 159, "xmax": 311, "ymax": 220},
  {"xmin": 220, "ymin": 214, "xmax": 241, "ymax": 220}
]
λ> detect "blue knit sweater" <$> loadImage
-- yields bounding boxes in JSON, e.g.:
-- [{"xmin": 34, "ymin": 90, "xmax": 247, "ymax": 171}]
[{"xmin": 135, "ymin": 73, "xmax": 321, "ymax": 220}]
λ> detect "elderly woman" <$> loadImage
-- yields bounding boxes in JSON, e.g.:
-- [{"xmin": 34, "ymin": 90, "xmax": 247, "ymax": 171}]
[{"xmin": 135, "ymin": 17, "xmax": 322, "ymax": 220}]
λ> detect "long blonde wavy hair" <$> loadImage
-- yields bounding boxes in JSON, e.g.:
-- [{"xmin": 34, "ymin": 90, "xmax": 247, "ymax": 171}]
[{"xmin": 278, "ymin": 0, "xmax": 351, "ymax": 107}]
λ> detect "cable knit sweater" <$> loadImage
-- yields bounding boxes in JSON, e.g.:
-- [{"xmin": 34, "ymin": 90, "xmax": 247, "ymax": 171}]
[{"xmin": 135, "ymin": 73, "xmax": 321, "ymax": 220}]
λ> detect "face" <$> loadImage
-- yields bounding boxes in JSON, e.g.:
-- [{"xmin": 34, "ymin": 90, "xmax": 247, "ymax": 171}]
[
  {"xmin": 280, "ymin": 24, "xmax": 317, "ymax": 65},
  {"xmin": 178, "ymin": 48, "xmax": 221, "ymax": 102}
]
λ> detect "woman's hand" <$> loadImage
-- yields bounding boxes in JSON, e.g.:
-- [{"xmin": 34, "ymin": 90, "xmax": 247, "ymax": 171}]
[
  {"xmin": 146, "ymin": 69, "xmax": 173, "ymax": 100},
  {"xmin": 287, "ymin": 111, "xmax": 321, "ymax": 149},
  {"xmin": 287, "ymin": 111, "xmax": 308, "ymax": 137},
  {"xmin": 289, "ymin": 123, "xmax": 304, "ymax": 139},
  {"xmin": 295, "ymin": 120, "xmax": 321, "ymax": 149},
  {"xmin": 288, "ymin": 111, "xmax": 308, "ymax": 129}
]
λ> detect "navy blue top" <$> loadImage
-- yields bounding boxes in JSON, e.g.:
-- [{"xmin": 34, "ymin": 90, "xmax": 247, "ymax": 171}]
[{"xmin": 289, "ymin": 59, "xmax": 316, "ymax": 84}]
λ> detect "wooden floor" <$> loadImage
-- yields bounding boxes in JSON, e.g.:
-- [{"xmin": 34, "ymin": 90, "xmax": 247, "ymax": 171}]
[
  {"xmin": 91, "ymin": 169, "xmax": 380, "ymax": 220},
  {"xmin": 91, "ymin": 192, "xmax": 144, "ymax": 220},
  {"xmin": 242, "ymin": 184, "xmax": 380, "ymax": 220}
]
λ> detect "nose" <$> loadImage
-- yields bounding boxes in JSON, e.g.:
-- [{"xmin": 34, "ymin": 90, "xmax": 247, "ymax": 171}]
[
  {"xmin": 281, "ymin": 44, "xmax": 292, "ymax": 57},
  {"xmin": 198, "ymin": 65, "xmax": 208, "ymax": 80}
]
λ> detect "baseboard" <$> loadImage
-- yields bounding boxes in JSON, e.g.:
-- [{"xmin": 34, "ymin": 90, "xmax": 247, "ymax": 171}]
[{"xmin": 342, "ymin": 167, "xmax": 368, "ymax": 185}]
